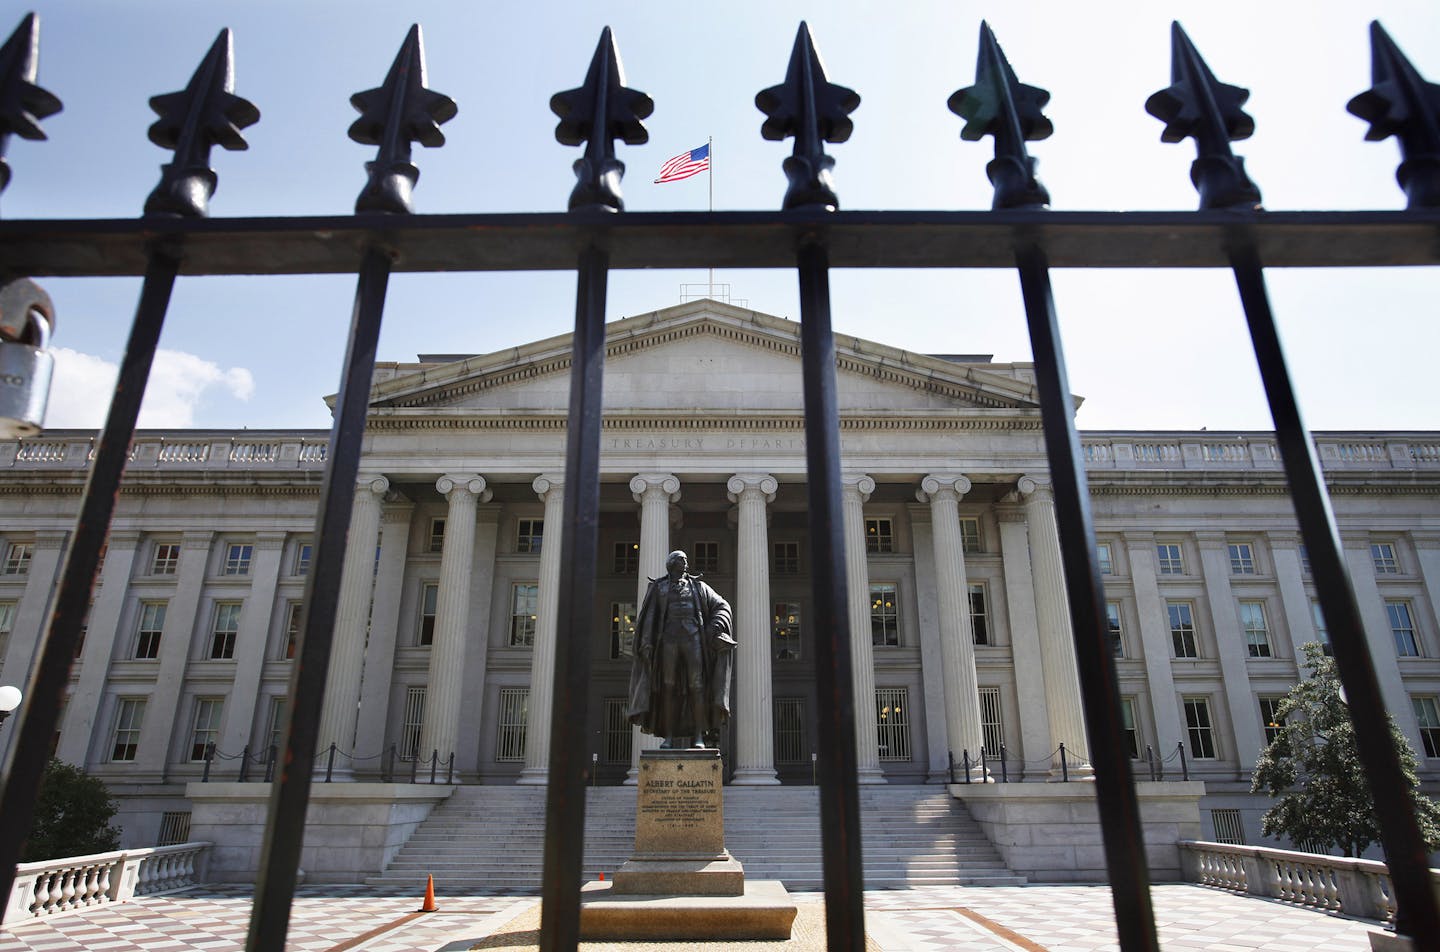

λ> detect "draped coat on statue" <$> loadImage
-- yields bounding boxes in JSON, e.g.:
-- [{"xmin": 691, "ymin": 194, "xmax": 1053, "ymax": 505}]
[{"xmin": 626, "ymin": 573, "xmax": 735, "ymax": 740}]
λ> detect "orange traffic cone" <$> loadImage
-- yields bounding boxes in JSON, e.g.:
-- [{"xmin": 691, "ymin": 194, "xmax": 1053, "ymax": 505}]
[
  {"xmin": 418, "ymin": 874, "xmax": 438, "ymax": 913},
  {"xmin": 599, "ymin": 871, "xmax": 605, "ymax": 882}
]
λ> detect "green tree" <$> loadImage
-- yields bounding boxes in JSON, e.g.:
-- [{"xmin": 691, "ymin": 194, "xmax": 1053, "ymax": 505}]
[
  {"xmin": 1252, "ymin": 642, "xmax": 1440, "ymax": 856},
  {"xmin": 21, "ymin": 759, "xmax": 121, "ymax": 862}
]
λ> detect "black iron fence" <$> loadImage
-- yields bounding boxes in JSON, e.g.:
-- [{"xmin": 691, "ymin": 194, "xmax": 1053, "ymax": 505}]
[{"xmin": 0, "ymin": 14, "xmax": 1437, "ymax": 952}]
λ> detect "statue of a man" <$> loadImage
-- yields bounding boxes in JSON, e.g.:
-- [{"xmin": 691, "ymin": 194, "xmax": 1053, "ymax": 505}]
[{"xmin": 627, "ymin": 550, "xmax": 735, "ymax": 749}]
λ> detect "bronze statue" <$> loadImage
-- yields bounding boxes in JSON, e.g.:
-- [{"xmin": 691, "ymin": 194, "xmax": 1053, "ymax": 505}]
[{"xmin": 627, "ymin": 550, "xmax": 734, "ymax": 749}]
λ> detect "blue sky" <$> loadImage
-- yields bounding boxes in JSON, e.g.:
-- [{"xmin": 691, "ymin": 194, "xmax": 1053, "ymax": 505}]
[{"xmin": 7, "ymin": 1, "xmax": 1438, "ymax": 432}]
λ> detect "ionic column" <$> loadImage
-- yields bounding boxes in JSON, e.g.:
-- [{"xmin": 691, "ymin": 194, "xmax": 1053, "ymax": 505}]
[
  {"xmin": 1018, "ymin": 476, "xmax": 1091, "ymax": 779},
  {"xmin": 519, "ymin": 475, "xmax": 565, "ymax": 784},
  {"xmin": 420, "ymin": 475, "xmax": 490, "ymax": 767},
  {"xmin": 728, "ymin": 474, "xmax": 780, "ymax": 785},
  {"xmin": 917, "ymin": 474, "xmax": 987, "ymax": 778},
  {"xmin": 841, "ymin": 474, "xmax": 885, "ymax": 784},
  {"xmin": 316, "ymin": 475, "xmax": 388, "ymax": 773},
  {"xmin": 627, "ymin": 473, "xmax": 680, "ymax": 783},
  {"xmin": 354, "ymin": 501, "xmax": 416, "ymax": 774},
  {"xmin": 996, "ymin": 507, "xmax": 1051, "ymax": 775}
]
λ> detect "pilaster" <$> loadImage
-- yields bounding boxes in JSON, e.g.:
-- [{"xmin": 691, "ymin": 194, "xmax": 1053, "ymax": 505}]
[
  {"xmin": 0, "ymin": 530, "xmax": 67, "ymax": 701},
  {"xmin": 1124, "ymin": 532, "xmax": 1183, "ymax": 758},
  {"xmin": 520, "ymin": 475, "xmax": 565, "ymax": 784},
  {"xmin": 1195, "ymin": 531, "xmax": 1266, "ymax": 771},
  {"xmin": 218, "ymin": 531, "xmax": 286, "ymax": 758},
  {"xmin": 841, "ymin": 474, "xmax": 885, "ymax": 783},
  {"xmin": 1341, "ymin": 531, "xmax": 1423, "ymax": 749},
  {"xmin": 728, "ymin": 473, "xmax": 780, "ymax": 785},
  {"xmin": 1270, "ymin": 532, "xmax": 1320, "ymax": 660}
]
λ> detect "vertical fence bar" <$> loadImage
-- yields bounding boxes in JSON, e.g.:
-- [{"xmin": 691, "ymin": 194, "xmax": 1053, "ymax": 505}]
[
  {"xmin": 0, "ymin": 248, "xmax": 179, "ymax": 913},
  {"xmin": 539, "ymin": 240, "xmax": 608, "ymax": 951},
  {"xmin": 245, "ymin": 244, "xmax": 393, "ymax": 951},
  {"xmin": 796, "ymin": 238, "xmax": 865, "ymax": 948},
  {"xmin": 1016, "ymin": 245, "xmax": 1160, "ymax": 952},
  {"xmin": 1229, "ymin": 242, "xmax": 1440, "ymax": 940}
]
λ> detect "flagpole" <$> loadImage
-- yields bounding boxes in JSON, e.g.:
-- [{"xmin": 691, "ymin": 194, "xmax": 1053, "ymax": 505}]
[{"xmin": 707, "ymin": 135, "xmax": 714, "ymax": 301}]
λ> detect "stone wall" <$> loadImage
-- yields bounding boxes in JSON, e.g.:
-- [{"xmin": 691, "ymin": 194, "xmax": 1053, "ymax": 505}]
[
  {"xmin": 186, "ymin": 783, "xmax": 453, "ymax": 883},
  {"xmin": 951, "ymin": 780, "xmax": 1204, "ymax": 882}
]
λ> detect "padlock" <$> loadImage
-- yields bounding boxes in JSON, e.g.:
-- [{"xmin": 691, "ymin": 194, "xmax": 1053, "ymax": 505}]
[{"xmin": 0, "ymin": 278, "xmax": 57, "ymax": 438}]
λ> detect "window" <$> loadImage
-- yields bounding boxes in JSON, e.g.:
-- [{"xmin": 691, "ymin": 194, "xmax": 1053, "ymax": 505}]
[
  {"xmin": 265, "ymin": 697, "xmax": 287, "ymax": 756},
  {"xmin": 603, "ymin": 697, "xmax": 632, "ymax": 764},
  {"xmin": 111, "ymin": 698, "xmax": 145, "ymax": 762},
  {"xmin": 613, "ymin": 541, "xmax": 639, "ymax": 575},
  {"xmin": 978, "ymin": 687, "xmax": 1004, "ymax": 755},
  {"xmin": 773, "ymin": 602, "xmax": 801, "ymax": 660},
  {"xmin": 773, "ymin": 541, "xmax": 800, "ymax": 575},
  {"xmin": 1120, "ymin": 697, "xmax": 1141, "ymax": 759},
  {"xmin": 1106, "ymin": 602, "xmax": 1125, "ymax": 658},
  {"xmin": 283, "ymin": 602, "xmax": 302, "ymax": 659},
  {"xmin": 157, "ymin": 811, "xmax": 192, "ymax": 847},
  {"xmin": 510, "ymin": 583, "xmax": 538, "ymax": 646},
  {"xmin": 969, "ymin": 583, "xmax": 989, "ymax": 646},
  {"xmin": 418, "ymin": 582, "xmax": 438, "ymax": 646},
  {"xmin": 870, "ymin": 583, "xmax": 898, "ymax": 647},
  {"xmin": 1156, "ymin": 543, "xmax": 1184, "ymax": 575},
  {"xmin": 1412, "ymin": 696, "xmax": 1440, "ymax": 758},
  {"xmin": 1311, "ymin": 600, "xmax": 1331, "ymax": 654},
  {"xmin": 609, "ymin": 601, "xmax": 636, "ymax": 660},
  {"xmin": 189, "ymin": 697, "xmax": 223, "ymax": 761},
  {"xmin": 1298, "ymin": 544, "xmax": 1311, "ymax": 574},
  {"xmin": 691, "ymin": 541, "xmax": 720, "ymax": 575},
  {"xmin": 516, "ymin": 518, "xmax": 543, "ymax": 554},
  {"xmin": 1388, "ymin": 600, "xmax": 1419, "ymax": 657},
  {"xmin": 875, "ymin": 687, "xmax": 911, "ymax": 762},
  {"xmin": 1096, "ymin": 543, "xmax": 1114, "ymax": 576},
  {"xmin": 1259, "ymin": 696, "xmax": 1286, "ymax": 746},
  {"xmin": 1211, "ymin": 809, "xmax": 1245, "ymax": 845},
  {"xmin": 1371, "ymin": 542, "xmax": 1399, "ymax": 574},
  {"xmin": 76, "ymin": 605, "xmax": 90, "ymax": 659},
  {"xmin": 293, "ymin": 542, "xmax": 312, "ymax": 576},
  {"xmin": 134, "ymin": 601, "xmax": 166, "ymax": 659},
  {"xmin": 210, "ymin": 602, "xmax": 242, "ymax": 659},
  {"xmin": 427, "ymin": 518, "xmax": 446, "ymax": 553},
  {"xmin": 1240, "ymin": 601, "xmax": 1272, "ymax": 658},
  {"xmin": 865, "ymin": 518, "xmax": 893, "ymax": 554},
  {"xmin": 496, "ymin": 687, "xmax": 528, "ymax": 762},
  {"xmin": 150, "ymin": 541, "xmax": 180, "ymax": 575},
  {"xmin": 1228, "ymin": 542, "xmax": 1256, "ymax": 575},
  {"xmin": 1168, "ymin": 601, "xmax": 1198, "ymax": 658},
  {"xmin": 959, "ymin": 517, "xmax": 981, "ymax": 554},
  {"xmin": 774, "ymin": 698, "xmax": 807, "ymax": 763},
  {"xmin": 1183, "ymin": 697, "xmax": 1217, "ymax": 759},
  {"xmin": 222, "ymin": 543, "xmax": 253, "ymax": 576},
  {"xmin": 401, "ymin": 687, "xmax": 425, "ymax": 759},
  {"xmin": 0, "ymin": 601, "xmax": 14, "ymax": 670},
  {"xmin": 2, "ymin": 542, "xmax": 32, "ymax": 576}
]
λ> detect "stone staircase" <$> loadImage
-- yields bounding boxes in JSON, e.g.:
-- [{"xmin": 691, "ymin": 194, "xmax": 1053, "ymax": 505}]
[{"xmin": 369, "ymin": 784, "xmax": 1023, "ymax": 891}]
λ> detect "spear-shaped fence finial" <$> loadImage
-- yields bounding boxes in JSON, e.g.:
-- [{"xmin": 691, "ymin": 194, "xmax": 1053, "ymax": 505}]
[
  {"xmin": 349, "ymin": 24, "xmax": 457, "ymax": 215},
  {"xmin": 1348, "ymin": 21, "xmax": 1440, "ymax": 208},
  {"xmin": 948, "ymin": 21, "xmax": 1052, "ymax": 210},
  {"xmin": 755, "ymin": 22, "xmax": 859, "ymax": 211},
  {"xmin": 143, "ymin": 29, "xmax": 258, "ymax": 218},
  {"xmin": 1144, "ymin": 21, "xmax": 1262, "ymax": 210},
  {"xmin": 550, "ymin": 26, "xmax": 652, "ymax": 213},
  {"xmin": 0, "ymin": 12, "xmax": 61, "ymax": 201}
]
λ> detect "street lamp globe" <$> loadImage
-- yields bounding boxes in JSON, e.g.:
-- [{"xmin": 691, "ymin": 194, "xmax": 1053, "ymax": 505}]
[{"xmin": 0, "ymin": 684, "xmax": 20, "ymax": 727}]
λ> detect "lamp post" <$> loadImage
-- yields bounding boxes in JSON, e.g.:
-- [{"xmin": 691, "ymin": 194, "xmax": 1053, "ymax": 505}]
[{"xmin": 0, "ymin": 685, "xmax": 20, "ymax": 730}]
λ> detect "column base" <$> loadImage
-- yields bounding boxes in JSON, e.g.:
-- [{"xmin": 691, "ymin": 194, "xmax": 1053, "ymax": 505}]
[
  {"xmin": 857, "ymin": 765, "xmax": 887, "ymax": 785},
  {"xmin": 729, "ymin": 768, "xmax": 781, "ymax": 786},
  {"xmin": 1049, "ymin": 763, "xmax": 1095, "ymax": 782},
  {"xmin": 516, "ymin": 766, "xmax": 549, "ymax": 785}
]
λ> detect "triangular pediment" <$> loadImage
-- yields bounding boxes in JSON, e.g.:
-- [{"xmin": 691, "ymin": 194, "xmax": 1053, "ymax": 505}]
[{"xmin": 365, "ymin": 300, "xmax": 1047, "ymax": 422}]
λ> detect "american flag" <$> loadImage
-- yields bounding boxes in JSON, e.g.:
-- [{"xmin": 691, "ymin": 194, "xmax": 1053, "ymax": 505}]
[{"xmin": 654, "ymin": 143, "xmax": 710, "ymax": 183}]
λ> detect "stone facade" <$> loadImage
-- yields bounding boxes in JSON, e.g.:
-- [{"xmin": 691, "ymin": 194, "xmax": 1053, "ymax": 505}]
[{"xmin": 0, "ymin": 300, "xmax": 1436, "ymax": 857}]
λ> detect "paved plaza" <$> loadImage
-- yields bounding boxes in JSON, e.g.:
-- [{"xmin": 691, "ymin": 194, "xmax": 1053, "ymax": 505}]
[{"xmin": 0, "ymin": 882, "xmax": 1390, "ymax": 951}]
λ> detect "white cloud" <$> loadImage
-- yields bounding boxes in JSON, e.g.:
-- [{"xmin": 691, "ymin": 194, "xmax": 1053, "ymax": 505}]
[{"xmin": 46, "ymin": 348, "xmax": 255, "ymax": 429}]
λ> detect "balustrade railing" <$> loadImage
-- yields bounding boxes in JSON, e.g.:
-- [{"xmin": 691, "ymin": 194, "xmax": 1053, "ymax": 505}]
[{"xmin": 4, "ymin": 842, "xmax": 211, "ymax": 923}]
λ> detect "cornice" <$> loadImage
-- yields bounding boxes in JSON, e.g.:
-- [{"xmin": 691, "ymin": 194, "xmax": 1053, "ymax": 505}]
[{"xmin": 363, "ymin": 412, "xmax": 1044, "ymax": 433}]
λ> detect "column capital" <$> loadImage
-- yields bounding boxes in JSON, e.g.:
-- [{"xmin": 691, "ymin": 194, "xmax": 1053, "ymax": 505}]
[
  {"xmin": 1410, "ymin": 530, "xmax": 1440, "ymax": 548},
  {"xmin": 358, "ymin": 474, "xmax": 390, "ymax": 496},
  {"xmin": 1193, "ymin": 530, "xmax": 1228, "ymax": 549},
  {"xmin": 32, "ymin": 530, "xmax": 67, "ymax": 550},
  {"xmin": 1267, "ymin": 531, "xmax": 1302, "ymax": 549},
  {"xmin": 995, "ymin": 507, "xmax": 1028, "ymax": 525},
  {"xmin": 381, "ymin": 503, "xmax": 415, "ymax": 525},
  {"xmin": 630, "ymin": 472, "xmax": 680, "ymax": 503},
  {"xmin": 1016, "ymin": 475, "xmax": 1050, "ymax": 499},
  {"xmin": 917, "ymin": 474, "xmax": 971, "ymax": 503},
  {"xmin": 105, "ymin": 529, "xmax": 144, "ymax": 547},
  {"xmin": 533, "ymin": 474, "xmax": 564, "ymax": 500},
  {"xmin": 436, "ymin": 474, "xmax": 491, "ymax": 502},
  {"xmin": 841, "ymin": 473, "xmax": 876, "ymax": 501},
  {"xmin": 180, "ymin": 530, "xmax": 214, "ymax": 551},
  {"xmin": 255, "ymin": 531, "xmax": 287, "ymax": 552},
  {"xmin": 1121, "ymin": 530, "xmax": 1157, "ymax": 547},
  {"xmin": 1340, "ymin": 530, "xmax": 1374, "ymax": 548},
  {"xmin": 727, "ymin": 473, "xmax": 777, "ymax": 503}
]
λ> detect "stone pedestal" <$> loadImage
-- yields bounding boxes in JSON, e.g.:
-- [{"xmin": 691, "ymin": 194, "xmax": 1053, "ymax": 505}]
[{"xmin": 581, "ymin": 748, "xmax": 796, "ymax": 940}]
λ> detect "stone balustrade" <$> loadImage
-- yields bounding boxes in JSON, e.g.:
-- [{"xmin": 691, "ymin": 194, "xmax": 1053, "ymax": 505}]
[
  {"xmin": 1079, "ymin": 434, "xmax": 1440, "ymax": 473},
  {"xmin": 1, "ymin": 434, "xmax": 327, "ymax": 470},
  {"xmin": 1178, "ymin": 840, "xmax": 1419, "ymax": 923},
  {"xmin": 5, "ymin": 842, "xmax": 210, "ymax": 922}
]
